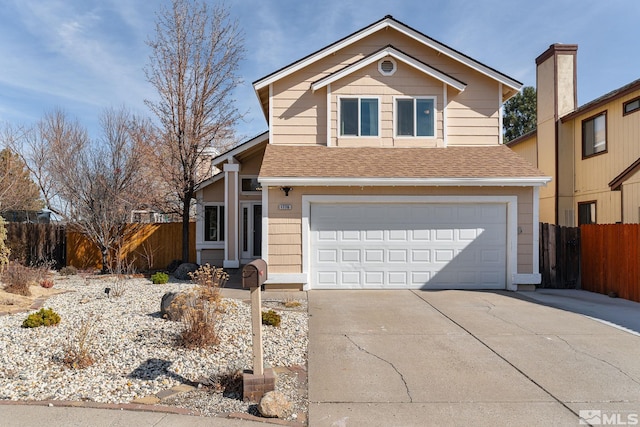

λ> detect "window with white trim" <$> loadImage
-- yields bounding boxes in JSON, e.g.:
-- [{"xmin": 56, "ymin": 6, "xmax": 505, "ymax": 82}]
[
  {"xmin": 339, "ymin": 97, "xmax": 379, "ymax": 137},
  {"xmin": 396, "ymin": 97, "xmax": 436, "ymax": 137},
  {"xmin": 204, "ymin": 205, "xmax": 225, "ymax": 242}
]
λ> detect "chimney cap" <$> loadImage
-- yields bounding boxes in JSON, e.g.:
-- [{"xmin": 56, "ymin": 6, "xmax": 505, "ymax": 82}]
[{"xmin": 536, "ymin": 44, "xmax": 578, "ymax": 65}]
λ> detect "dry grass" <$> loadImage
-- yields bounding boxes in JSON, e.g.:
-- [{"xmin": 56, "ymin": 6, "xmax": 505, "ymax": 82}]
[
  {"xmin": 178, "ymin": 301, "xmax": 219, "ymax": 349},
  {"xmin": 171, "ymin": 264, "xmax": 229, "ymax": 349},
  {"xmin": 62, "ymin": 317, "xmax": 97, "ymax": 369}
]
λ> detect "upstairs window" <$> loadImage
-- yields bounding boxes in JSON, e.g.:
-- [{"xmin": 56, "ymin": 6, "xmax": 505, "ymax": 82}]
[
  {"xmin": 396, "ymin": 97, "xmax": 435, "ymax": 137},
  {"xmin": 340, "ymin": 97, "xmax": 379, "ymax": 137},
  {"xmin": 582, "ymin": 112, "xmax": 607, "ymax": 158},
  {"xmin": 578, "ymin": 201, "xmax": 596, "ymax": 225},
  {"xmin": 624, "ymin": 97, "xmax": 640, "ymax": 115},
  {"xmin": 204, "ymin": 205, "xmax": 225, "ymax": 242}
]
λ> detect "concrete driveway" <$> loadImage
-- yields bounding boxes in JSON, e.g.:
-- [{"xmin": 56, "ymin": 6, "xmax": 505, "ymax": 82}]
[{"xmin": 308, "ymin": 290, "xmax": 640, "ymax": 426}]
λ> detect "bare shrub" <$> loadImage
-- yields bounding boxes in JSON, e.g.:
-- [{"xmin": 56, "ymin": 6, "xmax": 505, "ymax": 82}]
[
  {"xmin": 171, "ymin": 264, "xmax": 229, "ymax": 348},
  {"xmin": 209, "ymin": 369, "xmax": 243, "ymax": 397},
  {"xmin": 63, "ymin": 317, "xmax": 97, "ymax": 369},
  {"xmin": 2, "ymin": 261, "xmax": 41, "ymax": 296}
]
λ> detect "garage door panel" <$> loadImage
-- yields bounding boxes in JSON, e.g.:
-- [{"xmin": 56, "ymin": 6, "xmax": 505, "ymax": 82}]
[
  {"xmin": 388, "ymin": 249, "xmax": 407, "ymax": 263},
  {"xmin": 311, "ymin": 203, "xmax": 506, "ymax": 290}
]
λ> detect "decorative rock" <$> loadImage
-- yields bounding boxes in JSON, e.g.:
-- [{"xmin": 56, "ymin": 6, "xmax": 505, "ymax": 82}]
[
  {"xmin": 173, "ymin": 263, "xmax": 199, "ymax": 280},
  {"xmin": 160, "ymin": 292, "xmax": 182, "ymax": 320},
  {"xmin": 166, "ymin": 259, "xmax": 183, "ymax": 274},
  {"xmin": 257, "ymin": 391, "xmax": 292, "ymax": 418}
]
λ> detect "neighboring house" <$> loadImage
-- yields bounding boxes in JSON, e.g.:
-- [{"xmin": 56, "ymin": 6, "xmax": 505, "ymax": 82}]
[
  {"xmin": 507, "ymin": 44, "xmax": 640, "ymax": 226},
  {"xmin": 196, "ymin": 16, "xmax": 550, "ymax": 291}
]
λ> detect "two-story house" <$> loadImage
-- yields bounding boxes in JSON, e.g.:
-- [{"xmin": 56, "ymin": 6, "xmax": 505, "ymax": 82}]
[
  {"xmin": 507, "ymin": 44, "xmax": 640, "ymax": 226},
  {"xmin": 196, "ymin": 16, "xmax": 550, "ymax": 291}
]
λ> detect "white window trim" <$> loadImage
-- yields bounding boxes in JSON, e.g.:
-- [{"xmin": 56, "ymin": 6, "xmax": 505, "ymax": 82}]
[
  {"xmin": 394, "ymin": 96, "xmax": 437, "ymax": 139},
  {"xmin": 200, "ymin": 203, "xmax": 225, "ymax": 249},
  {"xmin": 338, "ymin": 96, "xmax": 381, "ymax": 138},
  {"xmin": 240, "ymin": 175, "xmax": 262, "ymax": 195}
]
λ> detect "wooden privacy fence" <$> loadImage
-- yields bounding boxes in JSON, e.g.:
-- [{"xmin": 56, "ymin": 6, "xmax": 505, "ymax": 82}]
[
  {"xmin": 581, "ymin": 224, "xmax": 640, "ymax": 303},
  {"xmin": 539, "ymin": 223, "xmax": 581, "ymax": 289},
  {"xmin": 5, "ymin": 223, "xmax": 66, "ymax": 268},
  {"xmin": 66, "ymin": 222, "xmax": 195, "ymax": 271}
]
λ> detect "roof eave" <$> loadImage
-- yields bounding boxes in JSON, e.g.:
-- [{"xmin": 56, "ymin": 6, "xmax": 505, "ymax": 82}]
[{"xmin": 258, "ymin": 176, "xmax": 551, "ymax": 187}]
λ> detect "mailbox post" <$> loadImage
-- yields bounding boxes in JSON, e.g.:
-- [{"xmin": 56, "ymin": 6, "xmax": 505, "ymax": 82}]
[{"xmin": 241, "ymin": 259, "xmax": 273, "ymax": 401}]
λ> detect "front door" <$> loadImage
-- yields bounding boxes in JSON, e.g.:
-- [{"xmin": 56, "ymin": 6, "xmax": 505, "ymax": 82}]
[{"xmin": 241, "ymin": 202, "xmax": 262, "ymax": 262}]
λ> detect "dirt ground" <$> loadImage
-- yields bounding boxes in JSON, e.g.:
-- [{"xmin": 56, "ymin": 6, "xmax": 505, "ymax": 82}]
[{"xmin": 0, "ymin": 283, "xmax": 66, "ymax": 315}]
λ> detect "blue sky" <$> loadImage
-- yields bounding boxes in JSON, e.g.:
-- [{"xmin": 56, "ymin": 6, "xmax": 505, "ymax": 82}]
[{"xmin": 1, "ymin": 0, "xmax": 639, "ymax": 141}]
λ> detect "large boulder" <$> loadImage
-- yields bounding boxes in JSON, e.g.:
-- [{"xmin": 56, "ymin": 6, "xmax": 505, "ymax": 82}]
[
  {"xmin": 160, "ymin": 292, "xmax": 182, "ymax": 321},
  {"xmin": 166, "ymin": 259, "xmax": 182, "ymax": 273},
  {"xmin": 173, "ymin": 263, "xmax": 199, "ymax": 280},
  {"xmin": 257, "ymin": 391, "xmax": 292, "ymax": 418}
]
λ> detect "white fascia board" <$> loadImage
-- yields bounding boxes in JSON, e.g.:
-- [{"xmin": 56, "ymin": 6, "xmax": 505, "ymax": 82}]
[
  {"xmin": 311, "ymin": 47, "xmax": 466, "ymax": 93},
  {"xmin": 259, "ymin": 176, "xmax": 552, "ymax": 187},
  {"xmin": 210, "ymin": 132, "xmax": 269, "ymax": 169},
  {"xmin": 254, "ymin": 18, "xmax": 521, "ymax": 93},
  {"xmin": 196, "ymin": 171, "xmax": 225, "ymax": 191}
]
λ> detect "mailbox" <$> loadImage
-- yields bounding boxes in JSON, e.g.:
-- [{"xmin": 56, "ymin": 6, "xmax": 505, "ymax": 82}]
[{"xmin": 242, "ymin": 259, "xmax": 268, "ymax": 289}]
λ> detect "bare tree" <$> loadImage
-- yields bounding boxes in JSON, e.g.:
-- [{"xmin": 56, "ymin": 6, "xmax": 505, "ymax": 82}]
[{"xmin": 145, "ymin": 0, "xmax": 244, "ymax": 262}]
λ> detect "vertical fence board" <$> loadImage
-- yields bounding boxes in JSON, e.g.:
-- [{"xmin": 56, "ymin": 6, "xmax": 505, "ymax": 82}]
[
  {"xmin": 581, "ymin": 224, "xmax": 640, "ymax": 303},
  {"xmin": 539, "ymin": 223, "xmax": 580, "ymax": 289},
  {"xmin": 66, "ymin": 222, "xmax": 196, "ymax": 271}
]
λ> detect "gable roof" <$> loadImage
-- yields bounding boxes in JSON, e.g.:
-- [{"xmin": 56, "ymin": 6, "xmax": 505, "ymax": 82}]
[
  {"xmin": 253, "ymin": 15, "xmax": 522, "ymax": 95},
  {"xmin": 259, "ymin": 145, "xmax": 549, "ymax": 187},
  {"xmin": 609, "ymin": 156, "xmax": 640, "ymax": 190},
  {"xmin": 311, "ymin": 45, "xmax": 467, "ymax": 93}
]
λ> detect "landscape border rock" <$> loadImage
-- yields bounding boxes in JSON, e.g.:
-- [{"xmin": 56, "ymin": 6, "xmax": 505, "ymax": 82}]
[{"xmin": 257, "ymin": 391, "xmax": 292, "ymax": 418}]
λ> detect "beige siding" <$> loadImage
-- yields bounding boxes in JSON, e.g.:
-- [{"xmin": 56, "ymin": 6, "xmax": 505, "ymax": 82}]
[
  {"xmin": 201, "ymin": 178, "xmax": 224, "ymax": 202},
  {"xmin": 622, "ymin": 174, "xmax": 640, "ymax": 223},
  {"xmin": 568, "ymin": 89, "xmax": 640, "ymax": 224},
  {"xmin": 266, "ymin": 185, "xmax": 535, "ymax": 275},
  {"xmin": 201, "ymin": 249, "xmax": 224, "ymax": 266},
  {"xmin": 269, "ymin": 28, "xmax": 502, "ymax": 147},
  {"xmin": 508, "ymin": 136, "xmax": 537, "ymax": 167}
]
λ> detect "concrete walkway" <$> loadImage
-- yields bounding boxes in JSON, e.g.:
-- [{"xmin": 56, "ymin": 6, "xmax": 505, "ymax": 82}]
[{"xmin": 308, "ymin": 290, "xmax": 640, "ymax": 426}]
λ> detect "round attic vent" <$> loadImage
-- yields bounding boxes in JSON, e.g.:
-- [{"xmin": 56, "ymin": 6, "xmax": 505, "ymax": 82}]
[{"xmin": 378, "ymin": 58, "xmax": 396, "ymax": 76}]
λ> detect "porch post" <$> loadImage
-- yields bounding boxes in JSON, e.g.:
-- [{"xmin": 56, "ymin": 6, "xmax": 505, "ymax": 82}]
[{"xmin": 223, "ymin": 163, "xmax": 240, "ymax": 268}]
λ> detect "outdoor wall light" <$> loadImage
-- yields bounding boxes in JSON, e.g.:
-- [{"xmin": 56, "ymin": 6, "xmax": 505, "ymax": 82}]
[{"xmin": 280, "ymin": 186, "xmax": 292, "ymax": 197}]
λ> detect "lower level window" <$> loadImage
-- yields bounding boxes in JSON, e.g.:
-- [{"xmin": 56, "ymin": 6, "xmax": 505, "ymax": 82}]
[
  {"xmin": 578, "ymin": 202, "xmax": 596, "ymax": 225},
  {"xmin": 204, "ymin": 205, "xmax": 225, "ymax": 241}
]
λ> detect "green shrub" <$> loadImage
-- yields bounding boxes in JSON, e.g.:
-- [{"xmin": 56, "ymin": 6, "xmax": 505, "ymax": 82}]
[
  {"xmin": 59, "ymin": 266, "xmax": 77, "ymax": 276},
  {"xmin": 151, "ymin": 271, "xmax": 169, "ymax": 284},
  {"xmin": 261, "ymin": 310, "xmax": 281, "ymax": 327},
  {"xmin": 22, "ymin": 308, "xmax": 61, "ymax": 328}
]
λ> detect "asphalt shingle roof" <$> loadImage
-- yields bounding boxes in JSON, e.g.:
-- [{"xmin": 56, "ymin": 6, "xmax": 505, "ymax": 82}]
[{"xmin": 259, "ymin": 144, "xmax": 546, "ymax": 179}]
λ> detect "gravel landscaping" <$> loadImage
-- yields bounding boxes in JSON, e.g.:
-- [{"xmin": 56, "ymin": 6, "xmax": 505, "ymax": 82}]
[{"xmin": 0, "ymin": 274, "xmax": 308, "ymax": 421}]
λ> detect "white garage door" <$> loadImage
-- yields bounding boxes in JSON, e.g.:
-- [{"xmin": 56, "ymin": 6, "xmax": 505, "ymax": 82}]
[{"xmin": 310, "ymin": 203, "xmax": 507, "ymax": 289}]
